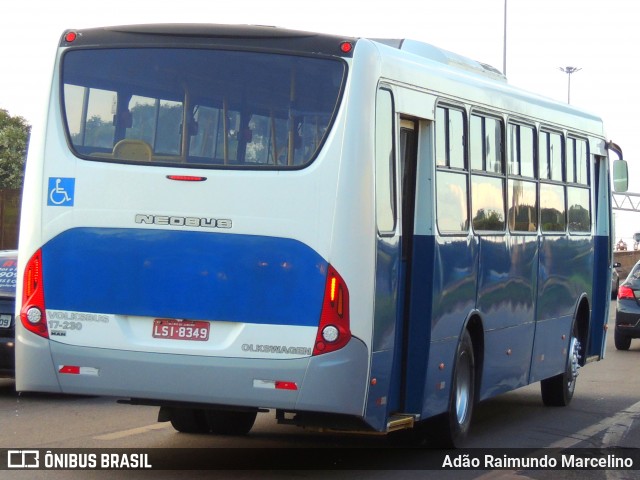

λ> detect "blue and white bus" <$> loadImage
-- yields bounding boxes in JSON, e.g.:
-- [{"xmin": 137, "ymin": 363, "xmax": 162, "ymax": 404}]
[{"xmin": 16, "ymin": 24, "xmax": 628, "ymax": 446}]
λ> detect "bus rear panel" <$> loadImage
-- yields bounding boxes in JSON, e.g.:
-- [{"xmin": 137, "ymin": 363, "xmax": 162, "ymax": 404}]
[{"xmin": 18, "ymin": 25, "xmax": 374, "ymax": 430}]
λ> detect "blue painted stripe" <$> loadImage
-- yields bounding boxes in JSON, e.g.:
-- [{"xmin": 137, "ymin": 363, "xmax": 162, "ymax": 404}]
[
  {"xmin": 589, "ymin": 234, "xmax": 610, "ymax": 357},
  {"xmin": 41, "ymin": 228, "xmax": 328, "ymax": 327}
]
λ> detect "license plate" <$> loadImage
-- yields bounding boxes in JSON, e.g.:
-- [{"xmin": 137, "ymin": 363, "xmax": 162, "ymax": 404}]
[
  {"xmin": 0, "ymin": 314, "xmax": 11, "ymax": 329},
  {"xmin": 152, "ymin": 319, "xmax": 210, "ymax": 341}
]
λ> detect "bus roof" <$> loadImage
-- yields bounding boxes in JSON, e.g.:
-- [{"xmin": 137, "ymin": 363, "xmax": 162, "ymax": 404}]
[
  {"xmin": 59, "ymin": 24, "xmax": 358, "ymax": 58},
  {"xmin": 373, "ymin": 38, "xmax": 507, "ymax": 83},
  {"xmin": 58, "ymin": 23, "xmax": 604, "ymax": 138},
  {"xmin": 60, "ymin": 24, "xmax": 502, "ymax": 79},
  {"xmin": 368, "ymin": 38, "xmax": 604, "ymax": 138}
]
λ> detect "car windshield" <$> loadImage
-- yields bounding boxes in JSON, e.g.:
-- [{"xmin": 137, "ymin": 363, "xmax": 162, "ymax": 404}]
[
  {"xmin": 630, "ymin": 264, "xmax": 640, "ymax": 280},
  {"xmin": 61, "ymin": 48, "xmax": 346, "ymax": 169}
]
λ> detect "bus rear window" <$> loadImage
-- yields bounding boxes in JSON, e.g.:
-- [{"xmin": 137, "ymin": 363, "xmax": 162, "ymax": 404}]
[{"xmin": 61, "ymin": 48, "xmax": 346, "ymax": 169}]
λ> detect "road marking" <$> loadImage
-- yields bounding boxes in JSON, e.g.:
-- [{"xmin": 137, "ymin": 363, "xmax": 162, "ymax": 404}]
[
  {"xmin": 601, "ymin": 401, "xmax": 640, "ymax": 480},
  {"xmin": 475, "ymin": 399, "xmax": 640, "ymax": 480},
  {"xmin": 548, "ymin": 398, "xmax": 640, "ymax": 449},
  {"xmin": 94, "ymin": 422, "xmax": 172, "ymax": 441}
]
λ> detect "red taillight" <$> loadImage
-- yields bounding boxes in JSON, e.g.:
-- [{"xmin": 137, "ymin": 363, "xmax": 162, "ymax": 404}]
[
  {"xmin": 21, "ymin": 249, "xmax": 49, "ymax": 338},
  {"xmin": 275, "ymin": 381, "xmax": 298, "ymax": 391},
  {"xmin": 166, "ymin": 175, "xmax": 207, "ymax": 182},
  {"xmin": 313, "ymin": 265, "xmax": 350, "ymax": 356},
  {"xmin": 340, "ymin": 41, "xmax": 353, "ymax": 54},
  {"xmin": 618, "ymin": 285, "xmax": 635, "ymax": 300},
  {"xmin": 59, "ymin": 366, "xmax": 80, "ymax": 375},
  {"xmin": 64, "ymin": 31, "xmax": 77, "ymax": 43}
]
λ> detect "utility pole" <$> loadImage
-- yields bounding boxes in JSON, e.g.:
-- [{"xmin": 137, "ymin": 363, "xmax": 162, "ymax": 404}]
[
  {"xmin": 503, "ymin": 0, "xmax": 507, "ymax": 75},
  {"xmin": 559, "ymin": 66, "xmax": 581, "ymax": 104}
]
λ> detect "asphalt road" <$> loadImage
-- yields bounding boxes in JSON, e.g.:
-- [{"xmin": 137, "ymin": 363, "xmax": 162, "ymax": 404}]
[{"xmin": 1, "ymin": 300, "xmax": 639, "ymax": 479}]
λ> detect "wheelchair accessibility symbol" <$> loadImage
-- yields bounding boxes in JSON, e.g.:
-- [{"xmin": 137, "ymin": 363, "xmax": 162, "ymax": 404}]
[{"xmin": 47, "ymin": 177, "xmax": 75, "ymax": 207}]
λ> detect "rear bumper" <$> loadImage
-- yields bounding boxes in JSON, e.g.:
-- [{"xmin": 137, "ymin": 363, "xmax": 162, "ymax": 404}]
[
  {"xmin": 18, "ymin": 333, "xmax": 370, "ymax": 418},
  {"xmin": 615, "ymin": 304, "xmax": 640, "ymax": 338}
]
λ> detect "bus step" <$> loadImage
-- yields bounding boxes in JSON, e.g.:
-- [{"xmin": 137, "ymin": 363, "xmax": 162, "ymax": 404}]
[{"xmin": 386, "ymin": 414, "xmax": 417, "ymax": 432}]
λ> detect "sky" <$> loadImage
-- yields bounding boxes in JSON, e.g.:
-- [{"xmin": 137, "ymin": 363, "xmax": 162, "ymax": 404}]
[{"xmin": 1, "ymin": 0, "xmax": 639, "ymax": 242}]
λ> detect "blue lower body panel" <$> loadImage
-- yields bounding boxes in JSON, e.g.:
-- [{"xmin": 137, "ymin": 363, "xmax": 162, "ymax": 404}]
[
  {"xmin": 590, "ymin": 235, "xmax": 611, "ymax": 357},
  {"xmin": 41, "ymin": 228, "xmax": 328, "ymax": 327}
]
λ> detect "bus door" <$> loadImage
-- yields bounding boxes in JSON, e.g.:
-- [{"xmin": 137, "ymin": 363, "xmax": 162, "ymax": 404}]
[
  {"xmin": 396, "ymin": 118, "xmax": 419, "ymax": 408},
  {"xmin": 588, "ymin": 153, "xmax": 612, "ymax": 359},
  {"xmin": 367, "ymin": 87, "xmax": 420, "ymax": 430}
]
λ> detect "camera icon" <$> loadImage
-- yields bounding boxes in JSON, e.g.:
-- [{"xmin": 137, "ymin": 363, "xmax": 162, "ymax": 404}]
[{"xmin": 7, "ymin": 450, "xmax": 40, "ymax": 468}]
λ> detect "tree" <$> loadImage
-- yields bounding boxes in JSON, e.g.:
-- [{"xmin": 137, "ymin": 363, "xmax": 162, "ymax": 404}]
[{"xmin": 0, "ymin": 109, "xmax": 30, "ymax": 189}]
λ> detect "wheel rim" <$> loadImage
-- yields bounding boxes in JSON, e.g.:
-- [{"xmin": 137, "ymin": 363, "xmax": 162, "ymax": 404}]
[
  {"xmin": 455, "ymin": 351, "xmax": 472, "ymax": 425},
  {"xmin": 567, "ymin": 336, "xmax": 581, "ymax": 393}
]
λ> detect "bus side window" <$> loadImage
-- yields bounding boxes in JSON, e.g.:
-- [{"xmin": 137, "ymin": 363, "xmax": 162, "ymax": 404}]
[
  {"xmin": 436, "ymin": 170, "xmax": 469, "ymax": 233},
  {"xmin": 470, "ymin": 113, "xmax": 505, "ymax": 232},
  {"xmin": 507, "ymin": 123, "xmax": 537, "ymax": 233},
  {"xmin": 540, "ymin": 183, "xmax": 566, "ymax": 232},
  {"xmin": 375, "ymin": 89, "xmax": 396, "ymax": 234},
  {"xmin": 566, "ymin": 137, "xmax": 591, "ymax": 233},
  {"xmin": 435, "ymin": 105, "xmax": 469, "ymax": 234},
  {"xmin": 539, "ymin": 130, "xmax": 564, "ymax": 182}
]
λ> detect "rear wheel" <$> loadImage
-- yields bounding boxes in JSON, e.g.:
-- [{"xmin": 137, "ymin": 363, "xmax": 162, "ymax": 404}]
[
  {"xmin": 205, "ymin": 410, "xmax": 257, "ymax": 435},
  {"xmin": 169, "ymin": 408, "xmax": 209, "ymax": 433},
  {"xmin": 614, "ymin": 329, "xmax": 631, "ymax": 351},
  {"xmin": 541, "ymin": 325, "xmax": 581, "ymax": 406},
  {"xmin": 435, "ymin": 329, "xmax": 476, "ymax": 448}
]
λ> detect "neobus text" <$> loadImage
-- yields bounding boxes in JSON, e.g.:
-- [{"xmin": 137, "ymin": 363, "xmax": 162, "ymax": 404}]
[{"xmin": 135, "ymin": 214, "xmax": 232, "ymax": 229}]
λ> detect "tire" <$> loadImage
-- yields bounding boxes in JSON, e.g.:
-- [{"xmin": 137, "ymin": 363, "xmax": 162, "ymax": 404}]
[
  {"xmin": 169, "ymin": 408, "xmax": 209, "ymax": 433},
  {"xmin": 435, "ymin": 329, "xmax": 476, "ymax": 448},
  {"xmin": 541, "ymin": 325, "xmax": 581, "ymax": 406},
  {"xmin": 614, "ymin": 329, "xmax": 631, "ymax": 351},
  {"xmin": 205, "ymin": 410, "xmax": 257, "ymax": 436}
]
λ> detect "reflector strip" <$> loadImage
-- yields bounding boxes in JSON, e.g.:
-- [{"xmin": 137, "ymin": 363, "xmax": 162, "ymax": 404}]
[
  {"xmin": 253, "ymin": 379, "xmax": 298, "ymax": 390},
  {"xmin": 275, "ymin": 381, "xmax": 298, "ymax": 391},
  {"xmin": 59, "ymin": 365, "xmax": 80, "ymax": 374},
  {"xmin": 58, "ymin": 366, "xmax": 99, "ymax": 376}
]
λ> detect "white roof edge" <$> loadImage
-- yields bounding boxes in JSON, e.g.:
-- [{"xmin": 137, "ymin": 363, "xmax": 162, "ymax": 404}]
[{"xmin": 369, "ymin": 38, "xmax": 507, "ymax": 83}]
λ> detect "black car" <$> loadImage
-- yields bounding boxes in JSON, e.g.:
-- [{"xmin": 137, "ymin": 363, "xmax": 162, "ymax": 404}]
[
  {"xmin": 0, "ymin": 250, "xmax": 17, "ymax": 377},
  {"xmin": 615, "ymin": 260, "xmax": 640, "ymax": 350},
  {"xmin": 612, "ymin": 262, "xmax": 621, "ymax": 299}
]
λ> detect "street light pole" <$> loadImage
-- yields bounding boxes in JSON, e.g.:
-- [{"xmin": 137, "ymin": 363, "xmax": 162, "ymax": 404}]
[
  {"xmin": 559, "ymin": 66, "xmax": 581, "ymax": 104},
  {"xmin": 503, "ymin": 0, "xmax": 507, "ymax": 75}
]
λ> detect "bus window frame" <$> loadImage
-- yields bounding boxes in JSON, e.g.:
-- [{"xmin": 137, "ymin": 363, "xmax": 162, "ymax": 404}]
[
  {"xmin": 506, "ymin": 120, "xmax": 538, "ymax": 235},
  {"xmin": 58, "ymin": 47, "xmax": 349, "ymax": 172},
  {"xmin": 375, "ymin": 87, "xmax": 397, "ymax": 237},
  {"xmin": 434, "ymin": 101, "xmax": 470, "ymax": 237},
  {"xmin": 565, "ymin": 134, "xmax": 592, "ymax": 235},
  {"xmin": 469, "ymin": 109, "xmax": 507, "ymax": 235}
]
